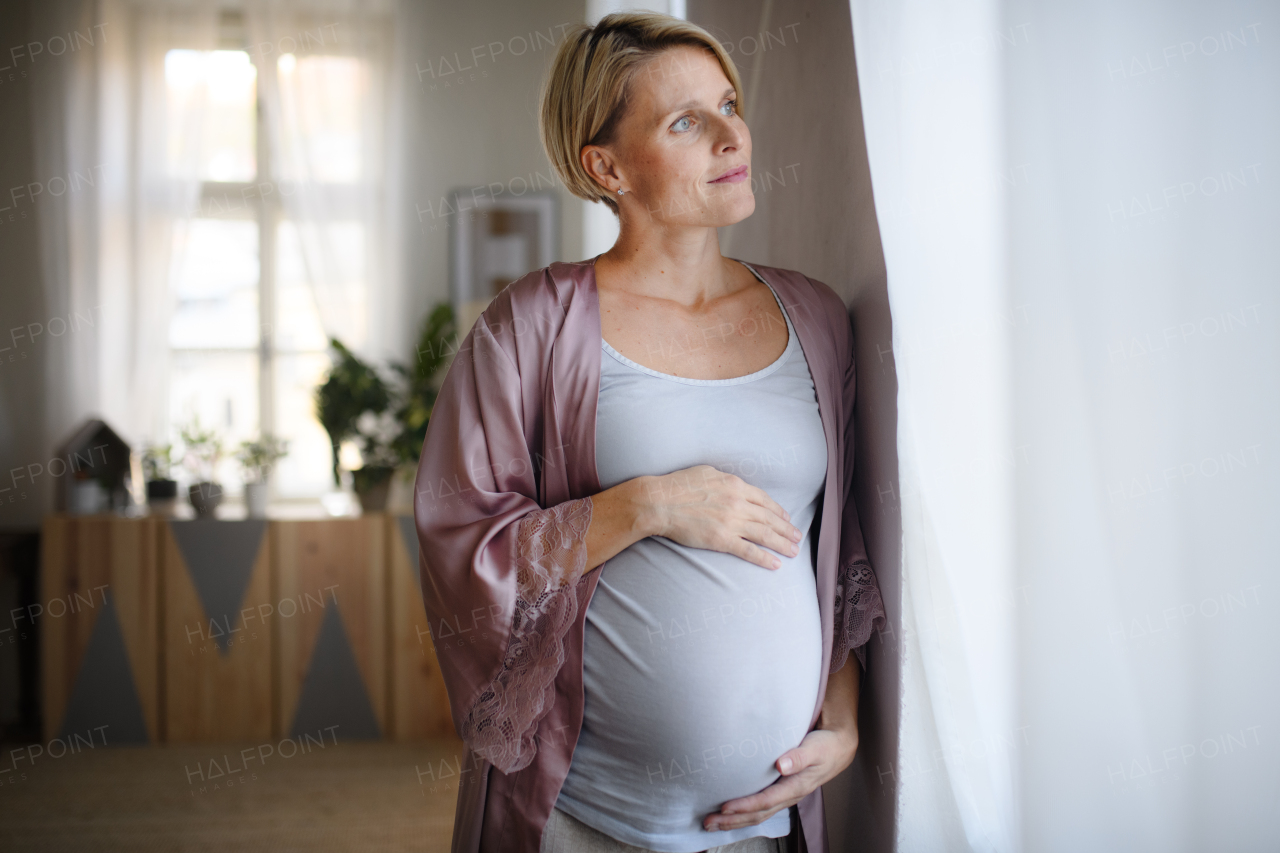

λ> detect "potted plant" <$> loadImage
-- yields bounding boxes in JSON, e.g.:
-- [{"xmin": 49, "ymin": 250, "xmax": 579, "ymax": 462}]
[
  {"xmin": 236, "ymin": 434, "xmax": 289, "ymax": 519},
  {"xmin": 315, "ymin": 338, "xmax": 393, "ymax": 511},
  {"xmin": 315, "ymin": 339, "xmax": 392, "ymax": 484},
  {"xmin": 142, "ymin": 443, "xmax": 179, "ymax": 517},
  {"xmin": 179, "ymin": 418, "xmax": 225, "ymax": 518},
  {"xmin": 312, "ymin": 306, "xmax": 454, "ymax": 514}
]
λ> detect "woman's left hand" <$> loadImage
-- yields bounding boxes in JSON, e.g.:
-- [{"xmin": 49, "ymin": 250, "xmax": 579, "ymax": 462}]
[{"xmin": 703, "ymin": 713, "xmax": 860, "ymax": 832}]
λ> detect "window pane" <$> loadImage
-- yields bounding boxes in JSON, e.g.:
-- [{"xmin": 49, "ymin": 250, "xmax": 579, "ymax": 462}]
[
  {"xmin": 169, "ymin": 219, "xmax": 260, "ymax": 348},
  {"xmin": 165, "ymin": 49, "xmax": 257, "ymax": 181},
  {"xmin": 276, "ymin": 54, "xmax": 365, "ymax": 183},
  {"xmin": 273, "ymin": 352, "xmax": 336, "ymax": 498},
  {"xmin": 169, "ymin": 351, "xmax": 259, "ymax": 489}
]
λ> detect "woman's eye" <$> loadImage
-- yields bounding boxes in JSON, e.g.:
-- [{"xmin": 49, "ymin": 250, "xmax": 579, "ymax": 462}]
[
  {"xmin": 672, "ymin": 115, "xmax": 692, "ymax": 132},
  {"xmin": 721, "ymin": 99, "xmax": 737, "ymax": 116}
]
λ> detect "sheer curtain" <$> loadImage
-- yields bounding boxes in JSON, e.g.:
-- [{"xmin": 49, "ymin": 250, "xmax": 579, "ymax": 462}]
[
  {"xmin": 30, "ymin": 0, "xmax": 216, "ymax": 450},
  {"xmin": 850, "ymin": 0, "xmax": 1279, "ymax": 850},
  {"xmin": 245, "ymin": 0, "xmax": 400, "ymax": 361},
  {"xmin": 848, "ymin": 1, "xmax": 1018, "ymax": 851},
  {"xmin": 243, "ymin": 0, "xmax": 400, "ymax": 500}
]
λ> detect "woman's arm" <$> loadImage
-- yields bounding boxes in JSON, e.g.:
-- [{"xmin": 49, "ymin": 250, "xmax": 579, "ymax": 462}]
[
  {"xmin": 814, "ymin": 651, "xmax": 861, "ymax": 738},
  {"xmin": 584, "ymin": 465, "xmax": 805, "ymax": 574}
]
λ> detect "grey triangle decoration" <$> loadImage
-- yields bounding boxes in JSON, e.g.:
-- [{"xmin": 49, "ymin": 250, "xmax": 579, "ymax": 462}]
[
  {"xmin": 170, "ymin": 520, "xmax": 266, "ymax": 655},
  {"xmin": 57, "ymin": 591, "xmax": 150, "ymax": 744},
  {"xmin": 289, "ymin": 605, "xmax": 381, "ymax": 740},
  {"xmin": 397, "ymin": 515, "xmax": 421, "ymax": 592}
]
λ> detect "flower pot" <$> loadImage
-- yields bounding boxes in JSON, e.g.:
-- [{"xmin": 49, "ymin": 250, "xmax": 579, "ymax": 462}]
[
  {"xmin": 146, "ymin": 478, "xmax": 179, "ymax": 518},
  {"xmin": 353, "ymin": 465, "xmax": 396, "ymax": 514},
  {"xmin": 356, "ymin": 479, "xmax": 392, "ymax": 513},
  {"xmin": 244, "ymin": 482, "xmax": 269, "ymax": 519},
  {"xmin": 189, "ymin": 482, "xmax": 223, "ymax": 518},
  {"xmin": 70, "ymin": 480, "xmax": 108, "ymax": 516}
]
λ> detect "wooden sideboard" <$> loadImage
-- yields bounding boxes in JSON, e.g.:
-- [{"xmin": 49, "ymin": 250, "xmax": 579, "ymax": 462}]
[{"xmin": 40, "ymin": 514, "xmax": 455, "ymax": 744}]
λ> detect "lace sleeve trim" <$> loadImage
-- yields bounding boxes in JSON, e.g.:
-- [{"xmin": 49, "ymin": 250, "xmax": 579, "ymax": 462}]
[
  {"xmin": 457, "ymin": 496, "xmax": 593, "ymax": 774},
  {"xmin": 830, "ymin": 558, "xmax": 886, "ymax": 674}
]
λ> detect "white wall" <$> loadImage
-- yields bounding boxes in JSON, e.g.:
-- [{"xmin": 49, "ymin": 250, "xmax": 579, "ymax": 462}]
[{"xmin": 397, "ymin": 0, "xmax": 587, "ymax": 338}]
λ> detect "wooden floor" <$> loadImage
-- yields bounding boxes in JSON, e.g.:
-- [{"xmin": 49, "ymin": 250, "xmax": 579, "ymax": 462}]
[{"xmin": 0, "ymin": 739, "xmax": 464, "ymax": 852}]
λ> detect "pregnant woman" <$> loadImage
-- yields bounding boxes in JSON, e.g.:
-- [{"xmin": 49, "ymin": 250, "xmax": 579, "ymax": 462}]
[{"xmin": 413, "ymin": 12, "xmax": 885, "ymax": 853}]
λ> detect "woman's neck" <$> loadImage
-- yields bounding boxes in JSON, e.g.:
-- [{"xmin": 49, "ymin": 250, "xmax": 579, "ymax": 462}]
[{"xmin": 595, "ymin": 221, "xmax": 746, "ymax": 307}]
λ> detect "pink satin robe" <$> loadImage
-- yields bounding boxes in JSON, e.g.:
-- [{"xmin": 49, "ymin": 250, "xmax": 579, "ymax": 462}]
[{"xmin": 413, "ymin": 258, "xmax": 886, "ymax": 853}]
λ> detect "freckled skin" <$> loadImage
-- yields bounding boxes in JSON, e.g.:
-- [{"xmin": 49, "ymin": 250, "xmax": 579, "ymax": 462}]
[{"xmin": 580, "ymin": 46, "xmax": 787, "ymax": 380}]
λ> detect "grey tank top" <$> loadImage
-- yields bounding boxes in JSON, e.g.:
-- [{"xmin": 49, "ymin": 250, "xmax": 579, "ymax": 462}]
[{"xmin": 555, "ymin": 267, "xmax": 827, "ymax": 852}]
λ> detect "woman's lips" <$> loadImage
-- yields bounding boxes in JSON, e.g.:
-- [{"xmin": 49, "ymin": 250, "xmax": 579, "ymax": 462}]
[{"xmin": 709, "ymin": 165, "xmax": 749, "ymax": 184}]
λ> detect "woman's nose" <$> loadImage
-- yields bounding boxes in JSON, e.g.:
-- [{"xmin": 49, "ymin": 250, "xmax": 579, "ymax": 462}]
[{"xmin": 713, "ymin": 115, "xmax": 744, "ymax": 154}]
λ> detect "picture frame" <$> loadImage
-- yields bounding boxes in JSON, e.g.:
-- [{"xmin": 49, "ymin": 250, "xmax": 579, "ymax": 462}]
[{"xmin": 449, "ymin": 190, "xmax": 558, "ymax": 336}]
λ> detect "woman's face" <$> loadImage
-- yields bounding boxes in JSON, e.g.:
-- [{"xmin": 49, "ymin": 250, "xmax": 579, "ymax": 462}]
[{"xmin": 589, "ymin": 44, "xmax": 754, "ymax": 228}]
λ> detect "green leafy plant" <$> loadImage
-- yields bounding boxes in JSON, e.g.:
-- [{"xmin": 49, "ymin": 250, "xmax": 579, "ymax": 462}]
[
  {"xmin": 236, "ymin": 435, "xmax": 290, "ymax": 484},
  {"xmin": 178, "ymin": 417, "xmax": 224, "ymax": 483},
  {"xmin": 141, "ymin": 444, "xmax": 174, "ymax": 481},
  {"xmin": 312, "ymin": 302, "xmax": 455, "ymax": 490},
  {"xmin": 391, "ymin": 302, "xmax": 455, "ymax": 465},
  {"xmin": 315, "ymin": 338, "xmax": 392, "ymax": 486}
]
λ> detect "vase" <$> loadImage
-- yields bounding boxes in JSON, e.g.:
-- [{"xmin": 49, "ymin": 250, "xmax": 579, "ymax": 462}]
[
  {"xmin": 244, "ymin": 482, "xmax": 269, "ymax": 518},
  {"xmin": 70, "ymin": 480, "xmax": 108, "ymax": 516},
  {"xmin": 357, "ymin": 479, "xmax": 392, "ymax": 513},
  {"xmin": 146, "ymin": 479, "xmax": 179, "ymax": 517},
  {"xmin": 189, "ymin": 482, "xmax": 223, "ymax": 518}
]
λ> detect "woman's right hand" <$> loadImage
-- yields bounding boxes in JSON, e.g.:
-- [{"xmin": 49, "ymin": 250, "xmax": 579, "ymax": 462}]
[{"xmin": 638, "ymin": 465, "xmax": 802, "ymax": 570}]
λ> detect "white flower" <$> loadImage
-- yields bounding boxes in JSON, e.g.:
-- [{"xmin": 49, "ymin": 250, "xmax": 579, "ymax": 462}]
[{"xmin": 357, "ymin": 409, "xmax": 399, "ymax": 444}]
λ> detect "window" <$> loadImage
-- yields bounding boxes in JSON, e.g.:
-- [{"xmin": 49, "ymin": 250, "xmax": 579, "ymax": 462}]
[{"xmin": 163, "ymin": 45, "xmax": 373, "ymax": 503}]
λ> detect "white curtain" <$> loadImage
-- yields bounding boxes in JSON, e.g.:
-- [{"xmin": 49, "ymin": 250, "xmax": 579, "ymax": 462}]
[
  {"xmin": 848, "ymin": 1, "xmax": 1017, "ymax": 850},
  {"xmin": 28, "ymin": 0, "xmax": 105, "ymax": 450},
  {"xmin": 850, "ymin": 0, "xmax": 1279, "ymax": 850},
  {"xmin": 30, "ymin": 0, "xmax": 216, "ymax": 450},
  {"xmin": 245, "ymin": 0, "xmax": 400, "ymax": 361}
]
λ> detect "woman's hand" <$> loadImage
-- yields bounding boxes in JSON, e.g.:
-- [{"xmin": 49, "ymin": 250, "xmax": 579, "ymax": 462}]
[
  {"xmin": 641, "ymin": 465, "xmax": 802, "ymax": 570},
  {"xmin": 703, "ymin": 658, "xmax": 863, "ymax": 832},
  {"xmin": 703, "ymin": 727, "xmax": 858, "ymax": 832}
]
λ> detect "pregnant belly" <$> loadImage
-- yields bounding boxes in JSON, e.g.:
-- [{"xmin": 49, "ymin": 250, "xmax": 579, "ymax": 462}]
[{"xmin": 564, "ymin": 538, "xmax": 823, "ymax": 839}]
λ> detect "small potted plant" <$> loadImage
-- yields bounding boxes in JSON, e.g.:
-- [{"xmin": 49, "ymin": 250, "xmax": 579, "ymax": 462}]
[
  {"xmin": 179, "ymin": 418, "xmax": 225, "ymax": 519},
  {"xmin": 315, "ymin": 338, "xmax": 393, "ymax": 511},
  {"xmin": 313, "ymin": 310, "xmax": 453, "ymax": 515},
  {"xmin": 142, "ymin": 443, "xmax": 179, "ymax": 517},
  {"xmin": 236, "ymin": 434, "xmax": 289, "ymax": 519}
]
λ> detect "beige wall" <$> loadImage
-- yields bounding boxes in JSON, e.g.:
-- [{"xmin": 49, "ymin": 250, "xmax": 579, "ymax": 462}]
[{"xmin": 686, "ymin": 1, "xmax": 901, "ymax": 850}]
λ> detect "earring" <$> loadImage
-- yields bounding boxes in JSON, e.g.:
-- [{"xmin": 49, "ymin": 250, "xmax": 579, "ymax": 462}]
[{"xmin": 617, "ymin": 188, "xmax": 627, "ymax": 196}]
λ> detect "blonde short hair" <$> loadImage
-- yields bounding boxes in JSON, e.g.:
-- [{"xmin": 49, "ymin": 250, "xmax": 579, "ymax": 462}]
[{"xmin": 539, "ymin": 12, "xmax": 744, "ymax": 215}]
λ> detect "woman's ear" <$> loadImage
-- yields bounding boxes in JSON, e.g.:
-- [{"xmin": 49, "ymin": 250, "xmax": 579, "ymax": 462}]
[{"xmin": 581, "ymin": 144, "xmax": 624, "ymax": 196}]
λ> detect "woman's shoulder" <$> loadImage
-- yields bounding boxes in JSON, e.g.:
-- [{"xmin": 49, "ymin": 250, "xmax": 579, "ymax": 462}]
[
  {"xmin": 473, "ymin": 259, "xmax": 598, "ymax": 353},
  {"xmin": 736, "ymin": 260, "xmax": 851, "ymax": 343}
]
